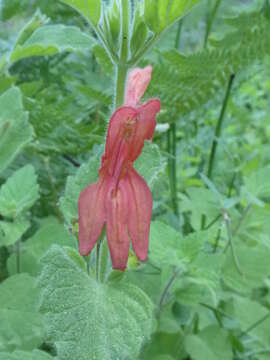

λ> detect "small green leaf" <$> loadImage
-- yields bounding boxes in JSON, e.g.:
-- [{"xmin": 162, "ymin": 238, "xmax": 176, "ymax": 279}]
[
  {"xmin": 7, "ymin": 217, "xmax": 76, "ymax": 276},
  {"xmin": 39, "ymin": 245, "xmax": 154, "ymax": 360},
  {"xmin": 0, "ymin": 165, "xmax": 39, "ymax": 219},
  {"xmin": 0, "ymin": 87, "xmax": 33, "ymax": 174},
  {"xmin": 93, "ymin": 44, "xmax": 114, "ymax": 75},
  {"xmin": 232, "ymin": 296, "xmax": 270, "ymax": 347},
  {"xmin": 0, "ymin": 274, "xmax": 44, "ymax": 352},
  {"xmin": 0, "ymin": 219, "xmax": 30, "ymax": 247},
  {"xmin": 144, "ymin": 0, "xmax": 200, "ymax": 34},
  {"xmin": 185, "ymin": 325, "xmax": 233, "ymax": 360},
  {"xmin": 60, "ymin": 0, "xmax": 101, "ymax": 27},
  {"xmin": 11, "ymin": 25, "xmax": 95, "ymax": 63},
  {"xmin": 0, "ymin": 350, "xmax": 55, "ymax": 360},
  {"xmin": 130, "ymin": 2, "xmax": 148, "ymax": 57},
  {"xmin": 222, "ymin": 244, "xmax": 270, "ymax": 294},
  {"xmin": 242, "ymin": 166, "xmax": 270, "ymax": 203},
  {"xmin": 149, "ymin": 221, "xmax": 181, "ymax": 267},
  {"xmin": 14, "ymin": 10, "xmax": 49, "ymax": 48},
  {"xmin": 135, "ymin": 142, "xmax": 166, "ymax": 188},
  {"xmin": 60, "ymin": 147, "xmax": 102, "ymax": 226},
  {"xmin": 181, "ymin": 187, "xmax": 220, "ymax": 230}
]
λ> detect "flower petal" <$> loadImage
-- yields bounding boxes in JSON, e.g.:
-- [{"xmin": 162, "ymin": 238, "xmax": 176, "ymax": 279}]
[
  {"xmin": 125, "ymin": 66, "xmax": 152, "ymax": 107},
  {"xmin": 125, "ymin": 168, "xmax": 152, "ymax": 261},
  {"xmin": 102, "ymin": 106, "xmax": 137, "ymax": 179},
  {"xmin": 129, "ymin": 99, "xmax": 161, "ymax": 161},
  {"xmin": 78, "ymin": 178, "xmax": 108, "ymax": 256},
  {"xmin": 105, "ymin": 182, "xmax": 130, "ymax": 270}
]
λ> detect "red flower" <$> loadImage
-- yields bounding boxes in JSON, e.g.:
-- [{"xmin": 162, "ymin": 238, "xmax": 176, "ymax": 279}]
[{"xmin": 78, "ymin": 66, "xmax": 160, "ymax": 270}]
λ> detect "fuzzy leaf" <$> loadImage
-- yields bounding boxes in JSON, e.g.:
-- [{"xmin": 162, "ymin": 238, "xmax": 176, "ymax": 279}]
[
  {"xmin": 11, "ymin": 25, "xmax": 95, "ymax": 63},
  {"xmin": 60, "ymin": 0, "xmax": 101, "ymax": 27},
  {"xmin": 0, "ymin": 165, "xmax": 39, "ymax": 219},
  {"xmin": 60, "ymin": 147, "xmax": 101, "ymax": 226},
  {"xmin": 39, "ymin": 245, "xmax": 154, "ymax": 360},
  {"xmin": 144, "ymin": 0, "xmax": 200, "ymax": 34},
  {"xmin": 0, "ymin": 87, "xmax": 33, "ymax": 174},
  {"xmin": 135, "ymin": 142, "xmax": 166, "ymax": 187},
  {"xmin": 0, "ymin": 350, "xmax": 55, "ymax": 360}
]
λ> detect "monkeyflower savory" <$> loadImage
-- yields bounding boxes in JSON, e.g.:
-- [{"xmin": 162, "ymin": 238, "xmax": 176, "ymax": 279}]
[{"xmin": 78, "ymin": 66, "xmax": 160, "ymax": 270}]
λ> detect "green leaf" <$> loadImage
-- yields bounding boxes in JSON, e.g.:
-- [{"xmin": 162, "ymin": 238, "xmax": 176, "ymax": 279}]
[
  {"xmin": 14, "ymin": 10, "xmax": 49, "ymax": 48},
  {"xmin": 0, "ymin": 274, "xmax": 39, "ymax": 310},
  {"xmin": 0, "ymin": 87, "xmax": 33, "ymax": 174},
  {"xmin": 60, "ymin": 147, "xmax": 102, "ymax": 226},
  {"xmin": 181, "ymin": 187, "xmax": 220, "ymax": 230},
  {"xmin": 60, "ymin": 0, "xmax": 101, "ymax": 27},
  {"xmin": 232, "ymin": 296, "xmax": 270, "ymax": 347},
  {"xmin": 39, "ymin": 245, "xmax": 154, "ymax": 360},
  {"xmin": 149, "ymin": 221, "xmax": 181, "ymax": 267},
  {"xmin": 1, "ymin": 0, "xmax": 29, "ymax": 20},
  {"xmin": 144, "ymin": 0, "xmax": 200, "ymax": 34},
  {"xmin": 135, "ymin": 142, "xmax": 166, "ymax": 188},
  {"xmin": 0, "ymin": 165, "xmax": 39, "ymax": 219},
  {"xmin": 11, "ymin": 25, "xmax": 95, "ymax": 63},
  {"xmin": 185, "ymin": 325, "xmax": 233, "ymax": 360},
  {"xmin": 0, "ymin": 274, "xmax": 44, "ymax": 352},
  {"xmin": 0, "ymin": 218, "xmax": 30, "ymax": 247},
  {"xmin": 0, "ymin": 350, "xmax": 55, "ymax": 360},
  {"xmin": 222, "ymin": 243, "xmax": 270, "ymax": 294},
  {"xmin": 7, "ymin": 217, "xmax": 76, "ymax": 276},
  {"xmin": 93, "ymin": 44, "xmax": 114, "ymax": 75},
  {"xmin": 242, "ymin": 166, "xmax": 270, "ymax": 203}
]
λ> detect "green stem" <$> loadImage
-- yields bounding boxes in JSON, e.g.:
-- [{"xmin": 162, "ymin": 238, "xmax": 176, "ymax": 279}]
[
  {"xmin": 224, "ymin": 212, "xmax": 242, "ymax": 275},
  {"xmin": 16, "ymin": 240, "xmax": 21, "ymax": 274},
  {"xmin": 199, "ymin": 302, "xmax": 225, "ymax": 327},
  {"xmin": 201, "ymin": 74, "xmax": 235, "ymax": 230},
  {"xmin": 175, "ymin": 19, "xmax": 183, "ymax": 49},
  {"xmin": 159, "ymin": 268, "xmax": 181, "ymax": 310},
  {"xmin": 114, "ymin": 65, "xmax": 128, "ymax": 109},
  {"xmin": 99, "ymin": 240, "xmax": 109, "ymax": 283},
  {"xmin": 120, "ymin": 0, "xmax": 129, "ymax": 63},
  {"xmin": 213, "ymin": 172, "xmax": 236, "ymax": 252},
  {"xmin": 113, "ymin": 0, "xmax": 130, "ymax": 110},
  {"xmin": 167, "ymin": 20, "xmax": 182, "ymax": 216},
  {"xmin": 96, "ymin": 239, "xmax": 101, "ymax": 281},
  {"xmin": 207, "ymin": 74, "xmax": 235, "ymax": 179},
  {"xmin": 204, "ymin": 0, "xmax": 222, "ymax": 48},
  {"xmin": 172, "ymin": 123, "xmax": 178, "ymax": 214},
  {"xmin": 240, "ymin": 312, "xmax": 270, "ymax": 339}
]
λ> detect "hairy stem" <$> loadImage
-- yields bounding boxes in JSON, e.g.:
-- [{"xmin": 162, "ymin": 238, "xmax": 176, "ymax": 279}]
[
  {"xmin": 113, "ymin": 0, "xmax": 129, "ymax": 110},
  {"xmin": 114, "ymin": 65, "xmax": 128, "ymax": 109}
]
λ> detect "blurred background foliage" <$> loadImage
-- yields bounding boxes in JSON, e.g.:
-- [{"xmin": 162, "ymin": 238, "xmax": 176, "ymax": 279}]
[{"xmin": 0, "ymin": 0, "xmax": 270, "ymax": 359}]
